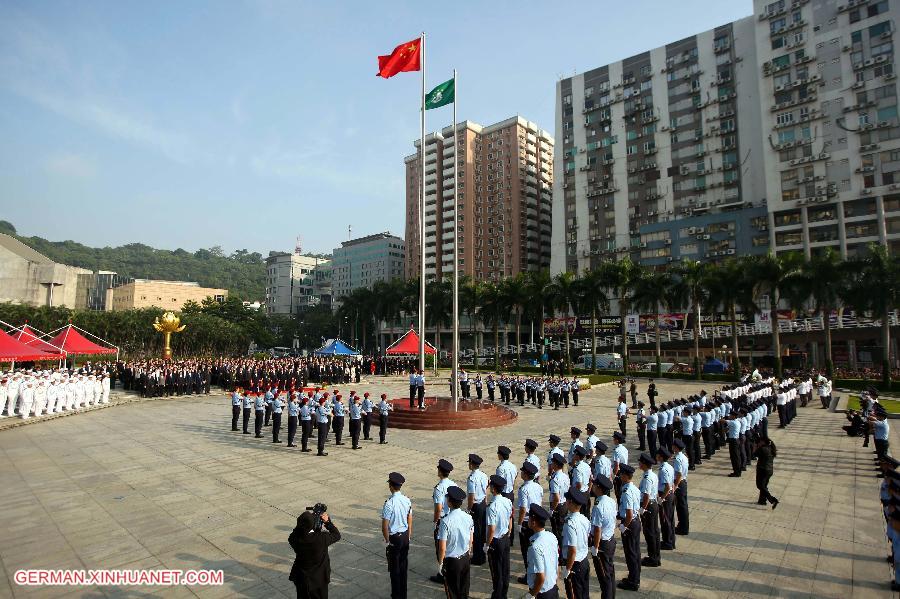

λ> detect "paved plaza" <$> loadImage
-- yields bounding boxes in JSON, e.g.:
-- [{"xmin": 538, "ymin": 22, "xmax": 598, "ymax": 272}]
[{"xmin": 0, "ymin": 376, "xmax": 895, "ymax": 598}]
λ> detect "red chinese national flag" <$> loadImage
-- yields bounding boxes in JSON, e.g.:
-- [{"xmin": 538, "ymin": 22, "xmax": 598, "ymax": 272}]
[{"xmin": 377, "ymin": 38, "xmax": 421, "ymax": 78}]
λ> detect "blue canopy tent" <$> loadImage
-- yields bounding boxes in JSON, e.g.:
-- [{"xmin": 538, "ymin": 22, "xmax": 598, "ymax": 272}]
[
  {"xmin": 313, "ymin": 338, "xmax": 360, "ymax": 357},
  {"xmin": 702, "ymin": 358, "xmax": 727, "ymax": 374}
]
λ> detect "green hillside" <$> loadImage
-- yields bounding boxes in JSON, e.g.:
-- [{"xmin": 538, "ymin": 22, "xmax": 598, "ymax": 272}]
[{"xmin": 0, "ymin": 220, "xmax": 266, "ymax": 299}]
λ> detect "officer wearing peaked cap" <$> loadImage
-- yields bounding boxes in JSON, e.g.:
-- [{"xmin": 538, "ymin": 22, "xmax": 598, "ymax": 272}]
[
  {"xmin": 466, "ymin": 454, "xmax": 489, "ymax": 566},
  {"xmin": 524, "ymin": 438, "xmax": 541, "ymax": 482},
  {"xmin": 383, "ymin": 472, "xmax": 412, "ymax": 599},
  {"xmin": 436, "ymin": 485, "xmax": 474, "ymax": 599},
  {"xmin": 590, "ymin": 474, "xmax": 617, "ymax": 599},
  {"xmin": 525, "ymin": 503, "xmax": 559, "ymax": 599},
  {"xmin": 431, "ymin": 459, "xmax": 456, "ymax": 585},
  {"xmin": 496, "ymin": 446, "xmax": 516, "ymax": 503},
  {"xmin": 548, "ymin": 453, "xmax": 570, "ymax": 545},
  {"xmin": 638, "ymin": 452, "xmax": 661, "ymax": 568},
  {"xmin": 617, "ymin": 463, "xmax": 642, "ymax": 591},
  {"xmin": 485, "ymin": 474, "xmax": 513, "ymax": 599},
  {"xmin": 516, "ymin": 461, "xmax": 544, "ymax": 583},
  {"xmin": 562, "ymin": 489, "xmax": 592, "ymax": 599},
  {"xmin": 547, "ymin": 435, "xmax": 564, "ymax": 480}
]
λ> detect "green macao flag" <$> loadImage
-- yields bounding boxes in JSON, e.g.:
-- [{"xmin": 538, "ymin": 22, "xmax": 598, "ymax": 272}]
[{"xmin": 425, "ymin": 78, "xmax": 454, "ymax": 110}]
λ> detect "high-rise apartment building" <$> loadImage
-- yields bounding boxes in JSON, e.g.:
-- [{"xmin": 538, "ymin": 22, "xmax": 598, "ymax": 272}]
[
  {"xmin": 331, "ymin": 232, "xmax": 405, "ymax": 300},
  {"xmin": 553, "ymin": 0, "xmax": 900, "ymax": 273},
  {"xmin": 553, "ymin": 17, "xmax": 769, "ymax": 273},
  {"xmin": 755, "ymin": 0, "xmax": 900, "ymax": 257},
  {"xmin": 404, "ymin": 116, "xmax": 553, "ymax": 282}
]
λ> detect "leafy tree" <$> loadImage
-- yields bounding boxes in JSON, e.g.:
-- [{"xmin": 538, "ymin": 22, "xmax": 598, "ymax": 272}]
[
  {"xmin": 499, "ymin": 273, "xmax": 529, "ymax": 367},
  {"xmin": 632, "ymin": 268, "xmax": 677, "ymax": 377},
  {"xmin": 545, "ymin": 271, "xmax": 579, "ymax": 374},
  {"xmin": 597, "ymin": 259, "xmax": 643, "ymax": 374},
  {"xmin": 0, "ymin": 220, "xmax": 16, "ymax": 235},
  {"xmin": 705, "ymin": 257, "xmax": 758, "ymax": 378},
  {"xmin": 748, "ymin": 252, "xmax": 805, "ymax": 378},
  {"xmin": 672, "ymin": 260, "xmax": 710, "ymax": 379},
  {"xmin": 575, "ymin": 269, "xmax": 610, "ymax": 374}
]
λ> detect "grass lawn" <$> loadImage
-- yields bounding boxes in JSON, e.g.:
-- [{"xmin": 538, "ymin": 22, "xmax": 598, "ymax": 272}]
[{"xmin": 847, "ymin": 395, "xmax": 900, "ymax": 414}]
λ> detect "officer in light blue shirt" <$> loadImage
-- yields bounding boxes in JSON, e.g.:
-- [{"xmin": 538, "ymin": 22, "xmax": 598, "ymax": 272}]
[
  {"xmin": 547, "ymin": 434, "xmax": 565, "ymax": 479},
  {"xmin": 485, "ymin": 474, "xmax": 513, "ymax": 598},
  {"xmin": 571, "ymin": 446, "xmax": 592, "ymax": 502},
  {"xmin": 348, "ymin": 395, "xmax": 363, "ymax": 449},
  {"xmin": 590, "ymin": 474, "xmax": 617, "ymax": 598},
  {"xmin": 516, "ymin": 461, "xmax": 544, "ymax": 580},
  {"xmin": 656, "ymin": 447, "xmax": 676, "ymax": 550},
  {"xmin": 617, "ymin": 464, "xmax": 642, "ymax": 591},
  {"xmin": 561, "ymin": 489, "xmax": 592, "ymax": 597},
  {"xmin": 254, "ymin": 392, "xmax": 266, "ymax": 438},
  {"xmin": 331, "ymin": 394, "xmax": 346, "ymax": 446},
  {"xmin": 612, "ymin": 431, "xmax": 628, "ymax": 501},
  {"xmin": 286, "ymin": 394, "xmax": 300, "ymax": 447},
  {"xmin": 584, "ymin": 424, "xmax": 599, "ymax": 458},
  {"xmin": 568, "ymin": 427, "xmax": 584, "ymax": 465},
  {"xmin": 230, "ymin": 390, "xmax": 242, "ymax": 431},
  {"xmin": 263, "ymin": 388, "xmax": 274, "ymax": 426},
  {"xmin": 361, "ymin": 392, "xmax": 374, "ymax": 441},
  {"xmin": 524, "ymin": 439, "xmax": 542, "ymax": 482},
  {"xmin": 430, "ymin": 459, "xmax": 456, "ymax": 585},
  {"xmin": 315, "ymin": 398, "xmax": 331, "ymax": 456},
  {"xmin": 271, "ymin": 394, "xmax": 283, "ymax": 444},
  {"xmin": 637, "ymin": 452, "xmax": 661, "ymax": 567},
  {"xmin": 672, "ymin": 438, "xmax": 690, "ymax": 536},
  {"xmin": 299, "ymin": 396, "xmax": 313, "ymax": 452},
  {"xmin": 593, "ymin": 440, "xmax": 612, "ymax": 482},
  {"xmin": 496, "ymin": 446, "xmax": 517, "ymax": 502},
  {"xmin": 466, "ymin": 454, "xmax": 489, "ymax": 566},
  {"xmin": 525, "ymin": 504, "xmax": 559, "ymax": 597},
  {"xmin": 436, "ymin": 486, "xmax": 474, "ymax": 595},
  {"xmin": 382, "ymin": 472, "xmax": 412, "ymax": 598}
]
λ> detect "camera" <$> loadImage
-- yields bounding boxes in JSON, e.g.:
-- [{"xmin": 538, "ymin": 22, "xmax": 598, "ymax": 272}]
[{"xmin": 306, "ymin": 503, "xmax": 328, "ymax": 531}]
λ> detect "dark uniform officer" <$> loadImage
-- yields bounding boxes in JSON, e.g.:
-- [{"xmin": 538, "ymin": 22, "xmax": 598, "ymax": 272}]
[{"xmin": 382, "ymin": 472, "xmax": 412, "ymax": 599}]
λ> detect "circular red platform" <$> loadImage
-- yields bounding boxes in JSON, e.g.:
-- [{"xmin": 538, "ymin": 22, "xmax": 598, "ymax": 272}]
[{"xmin": 387, "ymin": 397, "xmax": 517, "ymax": 430}]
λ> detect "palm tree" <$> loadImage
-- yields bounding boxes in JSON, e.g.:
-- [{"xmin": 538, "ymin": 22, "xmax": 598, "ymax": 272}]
[
  {"xmin": 597, "ymin": 259, "xmax": 643, "ymax": 375},
  {"xmin": 479, "ymin": 281, "xmax": 508, "ymax": 372},
  {"xmin": 545, "ymin": 271, "xmax": 579, "ymax": 375},
  {"xmin": 425, "ymin": 279, "xmax": 451, "ymax": 371},
  {"xmin": 499, "ymin": 273, "xmax": 529, "ymax": 367},
  {"xmin": 523, "ymin": 270, "xmax": 552, "ymax": 340},
  {"xmin": 459, "ymin": 276, "xmax": 482, "ymax": 369},
  {"xmin": 842, "ymin": 244, "xmax": 900, "ymax": 385},
  {"xmin": 748, "ymin": 252, "xmax": 805, "ymax": 378},
  {"xmin": 632, "ymin": 268, "xmax": 676, "ymax": 378},
  {"xmin": 705, "ymin": 257, "xmax": 758, "ymax": 379},
  {"xmin": 577, "ymin": 269, "xmax": 610, "ymax": 374},
  {"xmin": 790, "ymin": 249, "xmax": 845, "ymax": 378},
  {"xmin": 672, "ymin": 260, "xmax": 710, "ymax": 380}
]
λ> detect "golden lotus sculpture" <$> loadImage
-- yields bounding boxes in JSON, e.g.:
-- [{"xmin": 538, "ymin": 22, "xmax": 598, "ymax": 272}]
[{"xmin": 153, "ymin": 312, "xmax": 186, "ymax": 360}]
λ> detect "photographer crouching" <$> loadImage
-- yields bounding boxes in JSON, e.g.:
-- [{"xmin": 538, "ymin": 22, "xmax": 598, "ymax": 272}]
[{"xmin": 288, "ymin": 503, "xmax": 341, "ymax": 599}]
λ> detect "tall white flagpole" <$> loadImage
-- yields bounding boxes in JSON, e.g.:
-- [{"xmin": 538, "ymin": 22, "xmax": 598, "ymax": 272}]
[
  {"xmin": 418, "ymin": 32, "xmax": 427, "ymax": 374},
  {"xmin": 451, "ymin": 68, "xmax": 459, "ymax": 411}
]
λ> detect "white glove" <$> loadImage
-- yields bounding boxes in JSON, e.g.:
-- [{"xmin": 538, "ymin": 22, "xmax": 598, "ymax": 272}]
[
  {"xmin": 383, "ymin": 540, "xmax": 391, "ymax": 548},
  {"xmin": 518, "ymin": 524, "xmax": 524, "ymax": 534},
  {"xmin": 521, "ymin": 593, "xmax": 535, "ymax": 599},
  {"xmin": 561, "ymin": 567, "xmax": 571, "ymax": 579},
  {"xmin": 483, "ymin": 543, "xmax": 491, "ymax": 554},
  {"xmin": 590, "ymin": 546, "xmax": 599, "ymax": 557},
  {"xmin": 618, "ymin": 523, "xmax": 626, "ymax": 533}
]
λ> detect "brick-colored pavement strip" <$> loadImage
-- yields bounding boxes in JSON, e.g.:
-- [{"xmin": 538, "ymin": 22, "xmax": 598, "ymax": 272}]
[{"xmin": 0, "ymin": 376, "xmax": 895, "ymax": 598}]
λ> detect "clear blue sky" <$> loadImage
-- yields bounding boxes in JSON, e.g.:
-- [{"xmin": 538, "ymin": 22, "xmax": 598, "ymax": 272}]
[{"xmin": 0, "ymin": 0, "xmax": 753, "ymax": 256}]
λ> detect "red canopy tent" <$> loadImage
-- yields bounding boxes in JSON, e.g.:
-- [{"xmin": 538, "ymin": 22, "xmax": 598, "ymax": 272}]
[
  {"xmin": 0, "ymin": 329, "xmax": 64, "ymax": 363},
  {"xmin": 48, "ymin": 325, "xmax": 117, "ymax": 356},
  {"xmin": 385, "ymin": 328, "xmax": 437, "ymax": 355},
  {"xmin": 13, "ymin": 324, "xmax": 66, "ymax": 356}
]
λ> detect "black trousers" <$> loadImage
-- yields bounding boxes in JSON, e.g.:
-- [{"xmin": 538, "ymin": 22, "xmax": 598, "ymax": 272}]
[
  {"xmin": 591, "ymin": 537, "xmax": 616, "ymax": 599},
  {"xmin": 682, "ymin": 434, "xmax": 694, "ymax": 468},
  {"xmin": 876, "ymin": 438, "xmax": 890, "ymax": 460},
  {"xmin": 674, "ymin": 480, "xmax": 689, "ymax": 535},
  {"xmin": 242, "ymin": 407, "xmax": 251, "ymax": 433},
  {"xmin": 442, "ymin": 554, "xmax": 470, "ymax": 599},
  {"xmin": 488, "ymin": 387, "xmax": 495, "ymax": 401},
  {"xmin": 637, "ymin": 425, "xmax": 646, "ymax": 451},
  {"xmin": 702, "ymin": 427, "xmax": 713, "ymax": 458},
  {"xmin": 738, "ymin": 435, "xmax": 747, "ymax": 470},
  {"xmin": 519, "ymin": 525, "xmax": 532, "ymax": 570},
  {"xmin": 264, "ymin": 404, "xmax": 271, "ymax": 426},
  {"xmin": 641, "ymin": 503, "xmax": 660, "ymax": 564},
  {"xmin": 416, "ymin": 386, "xmax": 424, "ymax": 408},
  {"xmin": 272, "ymin": 412, "xmax": 282, "ymax": 442},
  {"xmin": 648, "ymin": 429, "xmax": 658, "ymax": 457},
  {"xmin": 693, "ymin": 432, "xmax": 702, "ymax": 465},
  {"xmin": 387, "ymin": 531, "xmax": 409, "ymax": 599},
  {"xmin": 572, "ymin": 390, "xmax": 579, "ymax": 406},
  {"xmin": 476, "ymin": 385, "xmax": 483, "ymax": 400},
  {"xmin": 471, "ymin": 502, "xmax": 487, "ymax": 564},
  {"xmin": 231, "ymin": 405, "xmax": 240, "ymax": 430},
  {"xmin": 363, "ymin": 413, "xmax": 372, "ymax": 439},
  {"xmin": 487, "ymin": 534, "xmax": 510, "ymax": 599},
  {"xmin": 292, "ymin": 574, "xmax": 327, "ymax": 599},
  {"xmin": 317, "ymin": 422, "xmax": 328, "ymax": 454},
  {"xmin": 535, "ymin": 588, "xmax": 559, "ymax": 599},
  {"xmin": 379, "ymin": 414, "xmax": 388, "ymax": 443},
  {"xmin": 659, "ymin": 494, "xmax": 675, "ymax": 548},
  {"xmin": 349, "ymin": 418, "xmax": 361, "ymax": 447},
  {"xmin": 409, "ymin": 386, "xmax": 416, "ymax": 408},
  {"xmin": 301, "ymin": 420, "xmax": 312, "ymax": 450},
  {"xmin": 777, "ymin": 404, "xmax": 786, "ymax": 427},
  {"xmin": 332, "ymin": 415, "xmax": 344, "ymax": 444},
  {"xmin": 287, "ymin": 416, "xmax": 298, "ymax": 445},
  {"xmin": 622, "ymin": 518, "xmax": 641, "ymax": 586},
  {"xmin": 756, "ymin": 470, "xmax": 777, "ymax": 505},
  {"xmin": 728, "ymin": 438, "xmax": 741, "ymax": 475},
  {"xmin": 562, "ymin": 390, "xmax": 569, "ymax": 407},
  {"xmin": 619, "ymin": 417, "xmax": 627, "ymax": 437},
  {"xmin": 255, "ymin": 410, "xmax": 265, "ymax": 437},
  {"xmin": 564, "ymin": 557, "xmax": 590, "ymax": 599}
]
